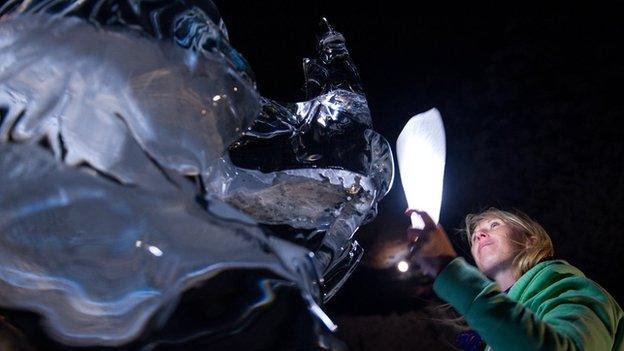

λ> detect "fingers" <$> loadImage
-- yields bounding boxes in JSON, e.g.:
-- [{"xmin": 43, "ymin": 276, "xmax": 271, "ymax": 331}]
[
  {"xmin": 405, "ymin": 209, "xmax": 443, "ymax": 259},
  {"xmin": 414, "ymin": 210, "xmax": 437, "ymax": 229},
  {"xmin": 406, "ymin": 227, "xmax": 423, "ymax": 242},
  {"xmin": 404, "ymin": 208, "xmax": 437, "ymax": 229},
  {"xmin": 404, "ymin": 208, "xmax": 427, "ymax": 218},
  {"xmin": 406, "ymin": 226, "xmax": 435, "ymax": 250},
  {"xmin": 404, "ymin": 208, "xmax": 418, "ymax": 216}
]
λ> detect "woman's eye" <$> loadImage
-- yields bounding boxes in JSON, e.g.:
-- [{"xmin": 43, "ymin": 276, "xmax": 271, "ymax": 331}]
[{"xmin": 490, "ymin": 222, "xmax": 500, "ymax": 229}]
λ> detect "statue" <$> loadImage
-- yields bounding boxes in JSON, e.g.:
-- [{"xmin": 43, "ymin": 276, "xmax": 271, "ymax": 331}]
[{"xmin": 0, "ymin": 1, "xmax": 393, "ymax": 348}]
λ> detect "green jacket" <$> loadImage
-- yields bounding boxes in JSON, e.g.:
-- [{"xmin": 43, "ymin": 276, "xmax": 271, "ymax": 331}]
[{"xmin": 434, "ymin": 258, "xmax": 624, "ymax": 351}]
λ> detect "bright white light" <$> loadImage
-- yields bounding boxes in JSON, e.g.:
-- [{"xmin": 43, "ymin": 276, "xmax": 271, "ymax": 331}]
[
  {"xmin": 397, "ymin": 260, "xmax": 409, "ymax": 272},
  {"xmin": 396, "ymin": 108, "xmax": 446, "ymax": 229},
  {"xmin": 212, "ymin": 95, "xmax": 222, "ymax": 102},
  {"xmin": 147, "ymin": 245, "xmax": 163, "ymax": 257}
]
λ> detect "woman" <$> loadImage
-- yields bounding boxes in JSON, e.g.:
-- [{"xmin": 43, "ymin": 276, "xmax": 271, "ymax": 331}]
[{"xmin": 406, "ymin": 208, "xmax": 624, "ymax": 351}]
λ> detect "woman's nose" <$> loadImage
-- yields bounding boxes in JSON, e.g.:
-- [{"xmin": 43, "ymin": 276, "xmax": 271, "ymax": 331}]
[{"xmin": 474, "ymin": 230, "xmax": 488, "ymax": 241}]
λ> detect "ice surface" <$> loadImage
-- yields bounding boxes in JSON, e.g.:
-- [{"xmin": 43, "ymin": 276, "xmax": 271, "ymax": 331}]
[{"xmin": 0, "ymin": 1, "xmax": 394, "ymax": 347}]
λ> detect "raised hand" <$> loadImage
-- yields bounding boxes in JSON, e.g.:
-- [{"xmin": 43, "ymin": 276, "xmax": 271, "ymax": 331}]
[{"xmin": 405, "ymin": 209, "xmax": 458, "ymax": 278}]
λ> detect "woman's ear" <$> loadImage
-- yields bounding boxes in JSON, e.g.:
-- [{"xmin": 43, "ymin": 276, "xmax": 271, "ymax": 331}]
[{"xmin": 526, "ymin": 235, "xmax": 538, "ymax": 247}]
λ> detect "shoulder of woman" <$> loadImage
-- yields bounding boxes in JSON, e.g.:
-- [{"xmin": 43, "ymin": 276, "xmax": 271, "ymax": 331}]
[
  {"xmin": 510, "ymin": 260, "xmax": 584, "ymax": 301},
  {"xmin": 511, "ymin": 260, "xmax": 622, "ymax": 317}
]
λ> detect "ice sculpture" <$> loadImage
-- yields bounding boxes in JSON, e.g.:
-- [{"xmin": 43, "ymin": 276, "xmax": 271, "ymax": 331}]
[{"xmin": 0, "ymin": 1, "xmax": 393, "ymax": 348}]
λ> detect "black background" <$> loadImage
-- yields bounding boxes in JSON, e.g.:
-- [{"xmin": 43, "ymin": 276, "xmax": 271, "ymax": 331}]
[{"xmin": 215, "ymin": 0, "xmax": 624, "ymax": 334}]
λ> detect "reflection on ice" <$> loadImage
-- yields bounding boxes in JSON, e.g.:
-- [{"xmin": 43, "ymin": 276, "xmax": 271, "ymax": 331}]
[{"xmin": 0, "ymin": 0, "xmax": 393, "ymax": 348}]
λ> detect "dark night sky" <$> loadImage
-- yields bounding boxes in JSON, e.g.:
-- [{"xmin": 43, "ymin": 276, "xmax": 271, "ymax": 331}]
[{"xmin": 215, "ymin": 1, "xmax": 624, "ymax": 348}]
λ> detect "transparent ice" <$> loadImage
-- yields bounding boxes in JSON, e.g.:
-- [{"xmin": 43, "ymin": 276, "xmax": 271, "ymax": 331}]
[{"xmin": 0, "ymin": 1, "xmax": 393, "ymax": 347}]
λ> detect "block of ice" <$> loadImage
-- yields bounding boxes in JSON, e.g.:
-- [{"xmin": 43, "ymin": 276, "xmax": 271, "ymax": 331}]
[{"xmin": 0, "ymin": 1, "xmax": 393, "ymax": 348}]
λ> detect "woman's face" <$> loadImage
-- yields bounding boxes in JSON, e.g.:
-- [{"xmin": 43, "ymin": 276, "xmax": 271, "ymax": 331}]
[{"xmin": 470, "ymin": 216, "xmax": 527, "ymax": 278}]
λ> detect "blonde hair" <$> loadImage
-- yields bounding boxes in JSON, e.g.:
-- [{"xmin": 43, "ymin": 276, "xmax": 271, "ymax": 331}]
[{"xmin": 463, "ymin": 207, "xmax": 554, "ymax": 278}]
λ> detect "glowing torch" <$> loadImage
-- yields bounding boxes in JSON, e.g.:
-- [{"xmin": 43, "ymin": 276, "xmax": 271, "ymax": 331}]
[{"xmin": 395, "ymin": 108, "xmax": 446, "ymax": 271}]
